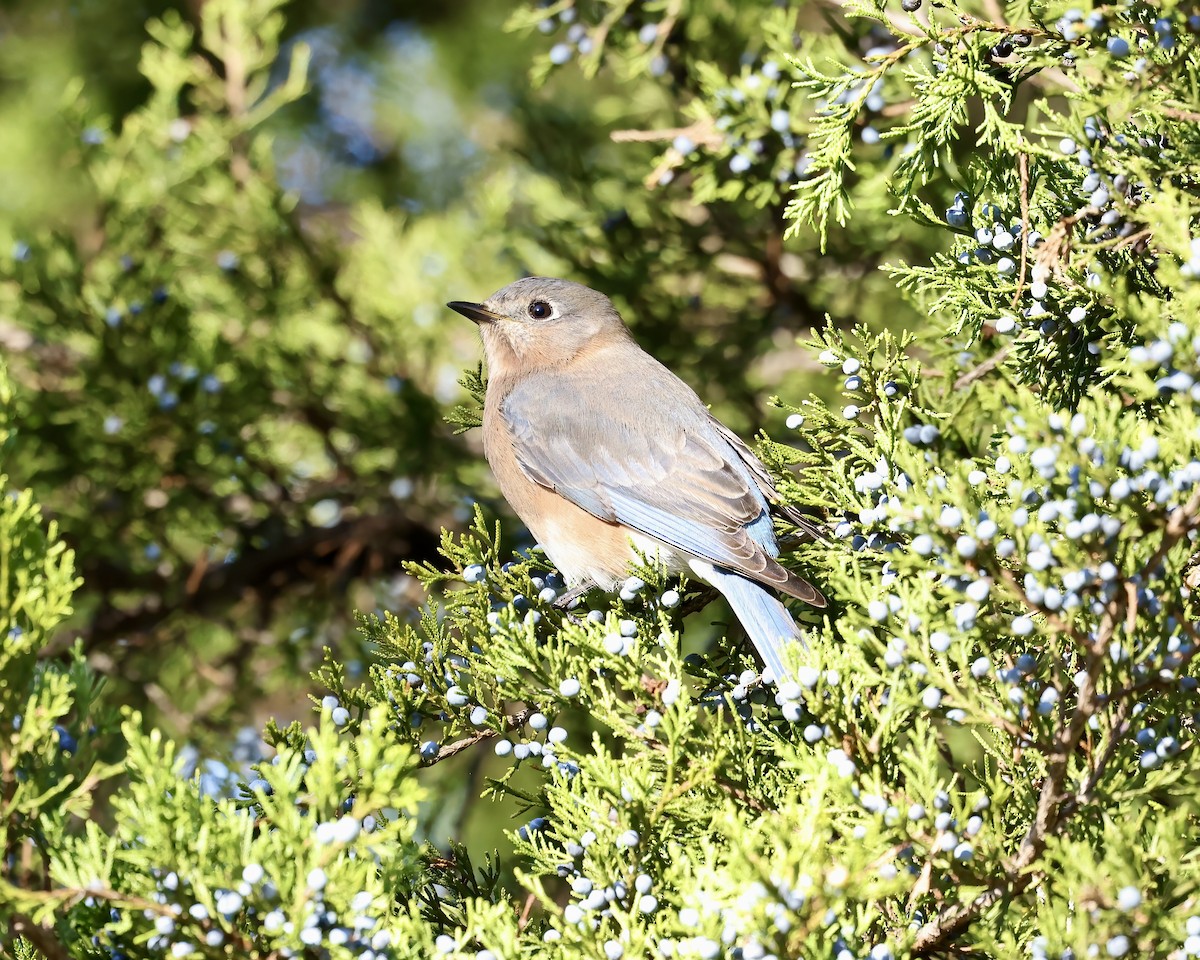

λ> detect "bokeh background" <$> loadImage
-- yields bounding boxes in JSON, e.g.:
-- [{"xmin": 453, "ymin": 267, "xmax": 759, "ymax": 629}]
[{"xmin": 0, "ymin": 0, "xmax": 935, "ymax": 857}]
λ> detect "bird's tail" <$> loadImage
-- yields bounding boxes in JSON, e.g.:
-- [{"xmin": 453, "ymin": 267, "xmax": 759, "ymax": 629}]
[{"xmin": 693, "ymin": 560, "xmax": 804, "ymax": 682}]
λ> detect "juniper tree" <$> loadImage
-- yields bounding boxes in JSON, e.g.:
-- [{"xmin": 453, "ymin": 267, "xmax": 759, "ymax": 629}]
[{"xmin": 3, "ymin": 0, "xmax": 1200, "ymax": 958}]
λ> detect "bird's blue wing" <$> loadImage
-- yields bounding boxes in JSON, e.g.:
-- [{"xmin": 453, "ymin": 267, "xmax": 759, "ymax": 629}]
[
  {"xmin": 499, "ymin": 369, "xmax": 821, "ymax": 601},
  {"xmin": 604, "ymin": 488, "xmax": 776, "ymax": 563}
]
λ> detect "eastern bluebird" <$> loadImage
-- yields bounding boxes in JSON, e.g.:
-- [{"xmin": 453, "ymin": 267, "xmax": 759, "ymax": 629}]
[{"xmin": 448, "ymin": 277, "xmax": 825, "ymax": 681}]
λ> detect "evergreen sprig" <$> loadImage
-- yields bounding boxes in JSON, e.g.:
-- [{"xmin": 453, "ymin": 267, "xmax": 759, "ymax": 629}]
[{"xmin": 5, "ymin": 1, "xmax": 1200, "ymax": 958}]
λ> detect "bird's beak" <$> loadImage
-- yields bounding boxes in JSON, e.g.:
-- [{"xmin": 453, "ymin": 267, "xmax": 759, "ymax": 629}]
[{"xmin": 447, "ymin": 301, "xmax": 503, "ymax": 325}]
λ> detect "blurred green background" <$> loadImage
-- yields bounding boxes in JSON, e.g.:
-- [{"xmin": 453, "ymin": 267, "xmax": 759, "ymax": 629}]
[{"xmin": 0, "ymin": 0, "xmax": 933, "ymax": 854}]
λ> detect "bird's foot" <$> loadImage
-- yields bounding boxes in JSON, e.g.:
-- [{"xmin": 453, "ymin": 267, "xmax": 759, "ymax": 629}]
[{"xmin": 553, "ymin": 580, "xmax": 598, "ymax": 609}]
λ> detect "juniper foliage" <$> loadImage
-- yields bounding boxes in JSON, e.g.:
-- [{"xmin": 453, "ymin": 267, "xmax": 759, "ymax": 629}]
[{"xmin": 3, "ymin": 0, "xmax": 1200, "ymax": 958}]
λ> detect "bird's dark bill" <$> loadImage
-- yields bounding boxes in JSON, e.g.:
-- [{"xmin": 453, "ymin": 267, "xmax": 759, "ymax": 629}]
[{"xmin": 447, "ymin": 301, "xmax": 501, "ymax": 324}]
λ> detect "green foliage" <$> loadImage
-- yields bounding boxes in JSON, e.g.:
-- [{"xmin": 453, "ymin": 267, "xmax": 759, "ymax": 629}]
[
  {"xmin": 447, "ymin": 365, "xmax": 488, "ymax": 434},
  {"xmin": 0, "ymin": 363, "xmax": 107, "ymax": 926},
  {"xmin": 55, "ymin": 706, "xmax": 431, "ymax": 958},
  {"xmin": 11, "ymin": 942, "xmax": 42, "ymax": 960},
  {"xmin": 0, "ymin": 0, "xmax": 509, "ymax": 728},
  {"xmin": 5, "ymin": 0, "xmax": 1200, "ymax": 958}
]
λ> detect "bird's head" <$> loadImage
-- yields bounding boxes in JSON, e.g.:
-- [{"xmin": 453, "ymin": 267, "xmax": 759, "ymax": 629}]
[{"xmin": 448, "ymin": 277, "xmax": 630, "ymax": 373}]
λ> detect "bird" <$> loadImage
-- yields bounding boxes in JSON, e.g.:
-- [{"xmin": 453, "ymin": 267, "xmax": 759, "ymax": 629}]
[{"xmin": 447, "ymin": 277, "xmax": 825, "ymax": 682}]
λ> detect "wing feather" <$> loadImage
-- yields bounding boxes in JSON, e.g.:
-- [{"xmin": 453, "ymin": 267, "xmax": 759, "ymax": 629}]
[
  {"xmin": 707, "ymin": 414, "xmax": 827, "ymax": 543},
  {"xmin": 499, "ymin": 366, "xmax": 820, "ymax": 604}
]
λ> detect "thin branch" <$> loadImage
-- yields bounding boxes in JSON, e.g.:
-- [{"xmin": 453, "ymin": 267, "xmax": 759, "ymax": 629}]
[
  {"xmin": 713, "ymin": 776, "xmax": 769, "ymax": 813},
  {"xmin": 995, "ymin": 564, "xmax": 1087, "ymax": 649},
  {"xmin": 44, "ymin": 511, "xmax": 442, "ymax": 659},
  {"xmin": 1144, "ymin": 490, "xmax": 1200, "ymax": 576},
  {"xmin": 517, "ymin": 891, "xmax": 538, "ymax": 930},
  {"xmin": 677, "ymin": 585, "xmax": 722, "ymax": 619},
  {"xmin": 913, "ymin": 495, "xmax": 1200, "ymax": 952},
  {"xmin": 912, "ymin": 872, "xmax": 1038, "ymax": 953},
  {"xmin": 611, "ymin": 119, "xmax": 723, "ymax": 190},
  {"xmin": 610, "ymin": 119, "xmax": 721, "ymax": 146},
  {"xmin": 427, "ymin": 708, "xmax": 535, "ymax": 765},
  {"xmin": 1073, "ymin": 694, "xmax": 1134, "ymax": 807},
  {"xmin": 912, "ymin": 655, "xmax": 1104, "ymax": 954},
  {"xmin": 953, "ymin": 344, "xmax": 1013, "ymax": 391},
  {"xmin": 1162, "ymin": 104, "xmax": 1200, "ymax": 123}
]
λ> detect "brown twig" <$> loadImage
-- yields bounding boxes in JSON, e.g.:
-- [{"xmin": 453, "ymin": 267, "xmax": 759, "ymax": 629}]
[
  {"xmin": 995, "ymin": 565, "xmax": 1087, "ymax": 649},
  {"xmin": 1144, "ymin": 491, "xmax": 1200, "ymax": 576},
  {"xmin": 217, "ymin": 10, "xmax": 252, "ymax": 186},
  {"xmin": 713, "ymin": 777, "xmax": 769, "ymax": 813},
  {"xmin": 517, "ymin": 891, "xmax": 538, "ymax": 930},
  {"xmin": 953, "ymin": 344, "xmax": 1014, "ymax": 391},
  {"xmin": 676, "ymin": 585, "xmax": 721, "ymax": 619},
  {"xmin": 611, "ymin": 119, "xmax": 723, "ymax": 190},
  {"xmin": 1162, "ymin": 104, "xmax": 1200, "ymax": 123},
  {"xmin": 1073, "ymin": 694, "xmax": 1135, "ymax": 808},
  {"xmin": 428, "ymin": 708, "xmax": 535, "ymax": 765},
  {"xmin": 911, "ymin": 494, "xmax": 1200, "ymax": 953},
  {"xmin": 610, "ymin": 119, "xmax": 722, "ymax": 147},
  {"xmin": 44, "ymin": 511, "xmax": 442, "ymax": 659},
  {"xmin": 913, "ymin": 652, "xmax": 1106, "ymax": 954}
]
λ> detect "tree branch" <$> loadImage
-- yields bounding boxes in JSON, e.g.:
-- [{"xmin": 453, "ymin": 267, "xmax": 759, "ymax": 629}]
[
  {"xmin": 45, "ymin": 510, "xmax": 442, "ymax": 659},
  {"xmin": 427, "ymin": 708, "xmax": 536, "ymax": 766},
  {"xmin": 914, "ymin": 495, "xmax": 1200, "ymax": 953}
]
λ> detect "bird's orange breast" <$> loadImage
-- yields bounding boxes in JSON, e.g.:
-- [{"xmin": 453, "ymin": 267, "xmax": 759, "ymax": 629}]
[{"xmin": 483, "ymin": 395, "xmax": 632, "ymax": 589}]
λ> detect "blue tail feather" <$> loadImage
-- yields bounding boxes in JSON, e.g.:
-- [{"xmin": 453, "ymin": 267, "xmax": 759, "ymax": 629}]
[{"xmin": 700, "ymin": 562, "xmax": 804, "ymax": 682}]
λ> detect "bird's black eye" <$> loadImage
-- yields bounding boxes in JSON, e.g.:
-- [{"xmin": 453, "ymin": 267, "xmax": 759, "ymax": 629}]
[{"xmin": 527, "ymin": 300, "xmax": 553, "ymax": 320}]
